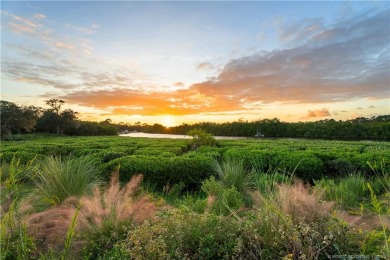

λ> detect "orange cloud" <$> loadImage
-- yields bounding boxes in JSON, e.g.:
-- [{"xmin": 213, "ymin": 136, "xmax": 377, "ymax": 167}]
[
  {"xmin": 306, "ymin": 108, "xmax": 331, "ymax": 118},
  {"xmin": 61, "ymin": 86, "xmax": 245, "ymax": 116}
]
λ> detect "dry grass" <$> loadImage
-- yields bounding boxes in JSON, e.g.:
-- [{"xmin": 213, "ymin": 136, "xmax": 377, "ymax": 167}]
[
  {"xmin": 205, "ymin": 195, "xmax": 216, "ymax": 213},
  {"xmin": 24, "ymin": 172, "xmax": 156, "ymax": 254},
  {"xmin": 26, "ymin": 198, "xmax": 79, "ymax": 252},
  {"xmin": 336, "ymin": 210, "xmax": 390, "ymax": 231},
  {"xmin": 251, "ymin": 181, "xmax": 334, "ymax": 224},
  {"xmin": 276, "ymin": 181, "xmax": 334, "ymax": 223}
]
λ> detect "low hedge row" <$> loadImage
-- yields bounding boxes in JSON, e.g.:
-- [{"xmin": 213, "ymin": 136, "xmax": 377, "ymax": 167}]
[
  {"xmin": 223, "ymin": 149, "xmax": 324, "ymax": 180},
  {"xmin": 104, "ymin": 155, "xmax": 214, "ymax": 189},
  {"xmin": 223, "ymin": 148, "xmax": 389, "ymax": 181}
]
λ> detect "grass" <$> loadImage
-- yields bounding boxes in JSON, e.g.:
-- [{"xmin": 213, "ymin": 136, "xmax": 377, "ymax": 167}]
[
  {"xmin": 314, "ymin": 173, "xmax": 367, "ymax": 209},
  {"xmin": 32, "ymin": 155, "xmax": 101, "ymax": 207},
  {"xmin": 21, "ymin": 172, "xmax": 156, "ymax": 257},
  {"xmin": 211, "ymin": 158, "xmax": 249, "ymax": 193}
]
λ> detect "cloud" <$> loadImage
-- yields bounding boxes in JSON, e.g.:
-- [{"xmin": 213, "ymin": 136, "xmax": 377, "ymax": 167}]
[
  {"xmin": 63, "ymin": 23, "xmax": 100, "ymax": 35},
  {"xmin": 60, "ymin": 86, "xmax": 244, "ymax": 116},
  {"xmin": 58, "ymin": 9, "xmax": 389, "ymax": 118},
  {"xmin": 190, "ymin": 10, "xmax": 389, "ymax": 106},
  {"xmin": 1, "ymin": 10, "xmax": 94, "ymax": 55},
  {"xmin": 277, "ymin": 17, "xmax": 324, "ymax": 46},
  {"xmin": 34, "ymin": 13, "xmax": 46, "ymax": 19},
  {"xmin": 1, "ymin": 11, "xmax": 147, "ymax": 93},
  {"xmin": 55, "ymin": 42, "xmax": 74, "ymax": 50},
  {"xmin": 1, "ymin": 10, "xmax": 42, "ymax": 35},
  {"xmin": 3, "ymin": 7, "xmax": 389, "ymax": 120},
  {"xmin": 196, "ymin": 62, "xmax": 214, "ymax": 71},
  {"xmin": 306, "ymin": 108, "xmax": 331, "ymax": 118}
]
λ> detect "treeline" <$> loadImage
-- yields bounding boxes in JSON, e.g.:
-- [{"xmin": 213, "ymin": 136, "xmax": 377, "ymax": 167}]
[
  {"xmin": 119, "ymin": 116, "xmax": 390, "ymax": 141},
  {"xmin": 0, "ymin": 100, "xmax": 117, "ymax": 139},
  {"xmin": 1, "ymin": 100, "xmax": 389, "ymax": 141}
]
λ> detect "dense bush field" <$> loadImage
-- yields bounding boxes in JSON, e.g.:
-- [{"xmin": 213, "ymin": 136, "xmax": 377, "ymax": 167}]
[
  {"xmin": 1, "ymin": 135, "xmax": 389, "ymax": 187},
  {"xmin": 1, "ymin": 135, "xmax": 389, "ymax": 259}
]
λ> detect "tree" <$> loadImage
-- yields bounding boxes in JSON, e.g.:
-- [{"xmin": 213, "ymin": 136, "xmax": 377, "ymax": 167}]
[
  {"xmin": 45, "ymin": 99, "xmax": 65, "ymax": 134},
  {"xmin": 0, "ymin": 101, "xmax": 21, "ymax": 138},
  {"xmin": 0, "ymin": 101, "xmax": 40, "ymax": 138},
  {"xmin": 46, "ymin": 99, "xmax": 65, "ymax": 116},
  {"xmin": 36, "ymin": 99, "xmax": 77, "ymax": 135},
  {"xmin": 19, "ymin": 105, "xmax": 41, "ymax": 133}
]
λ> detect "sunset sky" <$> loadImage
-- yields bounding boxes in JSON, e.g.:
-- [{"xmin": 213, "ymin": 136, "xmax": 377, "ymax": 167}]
[{"xmin": 1, "ymin": 1, "xmax": 389, "ymax": 127}]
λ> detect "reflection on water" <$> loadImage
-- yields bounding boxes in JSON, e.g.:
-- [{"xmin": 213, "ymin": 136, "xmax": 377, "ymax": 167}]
[{"xmin": 119, "ymin": 132, "xmax": 247, "ymax": 140}]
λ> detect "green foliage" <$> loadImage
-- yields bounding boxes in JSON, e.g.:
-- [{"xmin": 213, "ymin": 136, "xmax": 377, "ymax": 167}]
[
  {"xmin": 82, "ymin": 221, "xmax": 135, "ymax": 260},
  {"xmin": 0, "ymin": 202, "xmax": 36, "ymax": 260},
  {"xmin": 106, "ymin": 154, "xmax": 213, "ymax": 189},
  {"xmin": 366, "ymin": 183, "xmax": 390, "ymax": 258},
  {"xmin": 224, "ymin": 149, "xmax": 325, "ymax": 181},
  {"xmin": 0, "ymin": 156, "xmax": 37, "ymax": 211},
  {"xmin": 251, "ymin": 170, "xmax": 294, "ymax": 194},
  {"xmin": 175, "ymin": 194, "xmax": 207, "ymax": 213},
  {"xmin": 187, "ymin": 128, "xmax": 217, "ymax": 150},
  {"xmin": 33, "ymin": 155, "xmax": 101, "ymax": 207},
  {"xmin": 201, "ymin": 176, "xmax": 245, "ymax": 215},
  {"xmin": 315, "ymin": 174, "xmax": 367, "ymax": 209},
  {"xmin": 123, "ymin": 210, "xmax": 241, "ymax": 259},
  {"xmin": 238, "ymin": 215, "xmax": 356, "ymax": 259},
  {"xmin": 212, "ymin": 158, "xmax": 249, "ymax": 193},
  {"xmin": 326, "ymin": 158, "xmax": 356, "ymax": 176}
]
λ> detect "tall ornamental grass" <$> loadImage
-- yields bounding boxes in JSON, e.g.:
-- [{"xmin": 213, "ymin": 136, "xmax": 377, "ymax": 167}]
[
  {"xmin": 33, "ymin": 155, "xmax": 101, "ymax": 206},
  {"xmin": 211, "ymin": 158, "xmax": 249, "ymax": 193}
]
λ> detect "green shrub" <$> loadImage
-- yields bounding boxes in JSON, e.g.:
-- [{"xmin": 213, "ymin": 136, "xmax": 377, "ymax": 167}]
[
  {"xmin": 176, "ymin": 194, "xmax": 207, "ymax": 214},
  {"xmin": 123, "ymin": 210, "xmax": 240, "ymax": 259},
  {"xmin": 82, "ymin": 221, "xmax": 134, "ymax": 259},
  {"xmin": 224, "ymin": 149, "xmax": 324, "ymax": 181},
  {"xmin": 326, "ymin": 158, "xmax": 356, "ymax": 176},
  {"xmin": 201, "ymin": 176, "xmax": 245, "ymax": 215},
  {"xmin": 100, "ymin": 151, "xmax": 127, "ymax": 163},
  {"xmin": 105, "ymin": 155, "xmax": 213, "ymax": 190},
  {"xmin": 187, "ymin": 128, "xmax": 217, "ymax": 150}
]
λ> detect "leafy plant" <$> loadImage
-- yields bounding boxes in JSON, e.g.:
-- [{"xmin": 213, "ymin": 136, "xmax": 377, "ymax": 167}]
[
  {"xmin": 201, "ymin": 176, "xmax": 244, "ymax": 215},
  {"xmin": 366, "ymin": 183, "xmax": 389, "ymax": 257},
  {"xmin": 123, "ymin": 210, "xmax": 240, "ymax": 259},
  {"xmin": 187, "ymin": 128, "xmax": 217, "ymax": 150}
]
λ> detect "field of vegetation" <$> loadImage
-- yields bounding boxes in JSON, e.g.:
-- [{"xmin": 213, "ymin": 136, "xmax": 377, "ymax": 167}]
[{"xmin": 1, "ymin": 134, "xmax": 389, "ymax": 259}]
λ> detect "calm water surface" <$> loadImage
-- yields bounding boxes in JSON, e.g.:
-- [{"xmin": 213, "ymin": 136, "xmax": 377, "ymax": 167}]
[{"xmin": 120, "ymin": 132, "xmax": 247, "ymax": 140}]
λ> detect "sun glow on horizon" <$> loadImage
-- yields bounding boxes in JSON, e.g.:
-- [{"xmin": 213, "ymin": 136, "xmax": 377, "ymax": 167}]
[{"xmin": 161, "ymin": 115, "xmax": 176, "ymax": 128}]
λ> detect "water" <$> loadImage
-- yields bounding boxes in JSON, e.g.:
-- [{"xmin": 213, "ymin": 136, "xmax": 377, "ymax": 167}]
[{"xmin": 119, "ymin": 132, "xmax": 247, "ymax": 140}]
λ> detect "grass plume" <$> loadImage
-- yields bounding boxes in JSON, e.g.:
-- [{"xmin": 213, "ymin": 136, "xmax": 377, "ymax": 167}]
[{"xmin": 24, "ymin": 172, "xmax": 156, "ymax": 256}]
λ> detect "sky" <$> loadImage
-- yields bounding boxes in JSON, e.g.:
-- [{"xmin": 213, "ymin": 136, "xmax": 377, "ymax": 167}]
[{"xmin": 1, "ymin": 1, "xmax": 389, "ymax": 127}]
